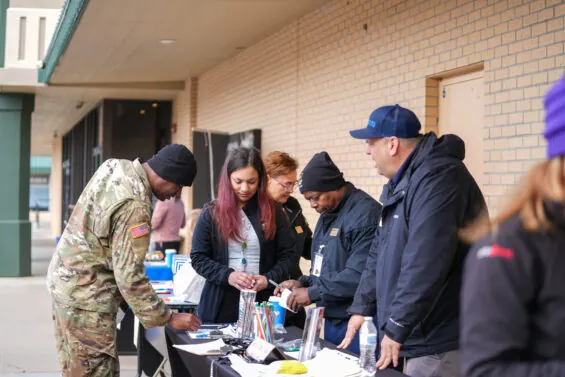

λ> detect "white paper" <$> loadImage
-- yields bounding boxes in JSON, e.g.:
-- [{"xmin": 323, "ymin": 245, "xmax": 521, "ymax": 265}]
[
  {"xmin": 227, "ymin": 349, "xmax": 362, "ymax": 377},
  {"xmin": 246, "ymin": 338, "xmax": 276, "ymax": 362},
  {"xmin": 173, "ymin": 338, "xmax": 227, "ymax": 356},
  {"xmin": 227, "ymin": 354, "xmax": 268, "ymax": 376},
  {"xmin": 279, "ymin": 288, "xmax": 296, "ymax": 313},
  {"xmin": 303, "ymin": 348, "xmax": 361, "ymax": 377}
]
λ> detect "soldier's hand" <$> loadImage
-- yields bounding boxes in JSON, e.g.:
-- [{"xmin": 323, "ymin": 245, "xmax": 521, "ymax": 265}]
[
  {"xmin": 168, "ymin": 312, "xmax": 201, "ymax": 331},
  {"xmin": 228, "ymin": 271, "xmax": 255, "ymax": 290},
  {"xmin": 338, "ymin": 314, "xmax": 364, "ymax": 349}
]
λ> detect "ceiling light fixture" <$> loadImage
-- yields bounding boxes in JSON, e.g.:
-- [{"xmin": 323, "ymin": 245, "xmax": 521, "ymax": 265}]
[
  {"xmin": 159, "ymin": 39, "xmax": 176, "ymax": 45},
  {"xmin": 152, "ymin": 102, "xmax": 158, "ymax": 108}
]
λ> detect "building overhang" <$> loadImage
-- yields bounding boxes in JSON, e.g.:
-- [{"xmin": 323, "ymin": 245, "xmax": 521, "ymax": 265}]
[{"xmin": 32, "ymin": 0, "xmax": 331, "ymax": 155}]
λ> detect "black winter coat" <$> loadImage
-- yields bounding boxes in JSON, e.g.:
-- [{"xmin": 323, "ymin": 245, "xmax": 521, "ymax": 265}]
[
  {"xmin": 350, "ymin": 132, "xmax": 486, "ymax": 357},
  {"xmin": 299, "ymin": 183, "xmax": 381, "ymax": 320},
  {"xmin": 462, "ymin": 202, "xmax": 565, "ymax": 377}
]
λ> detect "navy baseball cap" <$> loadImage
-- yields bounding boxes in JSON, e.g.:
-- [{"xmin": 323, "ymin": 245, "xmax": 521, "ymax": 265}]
[{"xmin": 349, "ymin": 104, "xmax": 421, "ymax": 139}]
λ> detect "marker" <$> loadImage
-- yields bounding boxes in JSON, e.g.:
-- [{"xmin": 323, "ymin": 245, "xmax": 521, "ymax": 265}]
[{"xmin": 193, "ymin": 333, "xmax": 210, "ymax": 339}]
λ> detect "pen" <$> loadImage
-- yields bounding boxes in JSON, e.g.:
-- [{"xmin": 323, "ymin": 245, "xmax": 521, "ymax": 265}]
[{"xmin": 268, "ymin": 279, "xmax": 282, "ymax": 290}]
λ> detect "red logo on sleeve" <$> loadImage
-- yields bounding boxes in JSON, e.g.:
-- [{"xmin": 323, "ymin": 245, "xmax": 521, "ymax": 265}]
[{"xmin": 477, "ymin": 244, "xmax": 515, "ymax": 260}]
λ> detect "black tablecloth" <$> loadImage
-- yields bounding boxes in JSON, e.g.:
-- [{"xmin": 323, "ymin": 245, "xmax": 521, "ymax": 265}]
[
  {"xmin": 136, "ymin": 301, "xmax": 198, "ymax": 377},
  {"xmin": 166, "ymin": 326, "xmax": 408, "ymax": 377}
]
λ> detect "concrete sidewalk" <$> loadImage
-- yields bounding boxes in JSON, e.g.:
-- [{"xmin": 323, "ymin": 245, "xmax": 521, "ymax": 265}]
[{"xmin": 0, "ymin": 215, "xmax": 139, "ymax": 376}]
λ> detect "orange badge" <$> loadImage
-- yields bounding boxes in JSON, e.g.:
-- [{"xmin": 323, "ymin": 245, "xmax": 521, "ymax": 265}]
[{"xmin": 130, "ymin": 223, "xmax": 150, "ymax": 239}]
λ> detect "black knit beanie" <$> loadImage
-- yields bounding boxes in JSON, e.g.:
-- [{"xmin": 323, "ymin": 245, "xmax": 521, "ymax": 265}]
[
  {"xmin": 299, "ymin": 151, "xmax": 346, "ymax": 193},
  {"xmin": 147, "ymin": 144, "xmax": 197, "ymax": 186}
]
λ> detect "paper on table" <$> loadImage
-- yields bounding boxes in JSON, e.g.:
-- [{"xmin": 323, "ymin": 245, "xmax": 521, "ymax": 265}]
[
  {"xmin": 227, "ymin": 354, "xmax": 268, "ymax": 377},
  {"xmin": 302, "ymin": 348, "xmax": 361, "ymax": 377},
  {"xmin": 173, "ymin": 339, "xmax": 227, "ymax": 356},
  {"xmin": 279, "ymin": 288, "xmax": 297, "ymax": 313}
]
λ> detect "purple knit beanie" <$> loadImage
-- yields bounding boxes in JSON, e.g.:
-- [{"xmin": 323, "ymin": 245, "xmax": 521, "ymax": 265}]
[{"xmin": 544, "ymin": 73, "xmax": 565, "ymax": 159}]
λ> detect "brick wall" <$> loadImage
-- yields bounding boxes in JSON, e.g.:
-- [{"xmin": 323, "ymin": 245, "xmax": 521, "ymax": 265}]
[{"xmin": 189, "ymin": 0, "xmax": 565, "ymax": 224}]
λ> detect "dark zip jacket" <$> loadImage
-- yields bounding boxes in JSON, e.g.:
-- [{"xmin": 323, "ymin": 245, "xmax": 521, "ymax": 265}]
[
  {"xmin": 349, "ymin": 132, "xmax": 486, "ymax": 357},
  {"xmin": 299, "ymin": 183, "xmax": 381, "ymax": 320},
  {"xmin": 462, "ymin": 201, "xmax": 565, "ymax": 377}
]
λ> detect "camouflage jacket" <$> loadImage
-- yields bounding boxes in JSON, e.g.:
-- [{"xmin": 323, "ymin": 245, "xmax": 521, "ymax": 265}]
[{"xmin": 47, "ymin": 159, "xmax": 171, "ymax": 328}]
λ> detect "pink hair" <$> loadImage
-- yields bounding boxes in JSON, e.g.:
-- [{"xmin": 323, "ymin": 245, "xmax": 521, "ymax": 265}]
[{"xmin": 213, "ymin": 148, "xmax": 276, "ymax": 243}]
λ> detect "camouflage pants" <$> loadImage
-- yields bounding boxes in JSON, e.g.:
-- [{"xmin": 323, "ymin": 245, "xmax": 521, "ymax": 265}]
[{"xmin": 52, "ymin": 302, "xmax": 120, "ymax": 377}]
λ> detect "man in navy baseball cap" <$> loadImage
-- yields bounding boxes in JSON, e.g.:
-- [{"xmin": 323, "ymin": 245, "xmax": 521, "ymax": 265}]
[
  {"xmin": 349, "ymin": 104, "xmax": 422, "ymax": 140},
  {"xmin": 343, "ymin": 104, "xmax": 486, "ymax": 376},
  {"xmin": 348, "ymin": 104, "xmax": 422, "ymax": 179}
]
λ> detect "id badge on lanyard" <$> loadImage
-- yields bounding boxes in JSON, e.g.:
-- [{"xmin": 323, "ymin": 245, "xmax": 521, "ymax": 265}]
[{"xmin": 312, "ymin": 244, "xmax": 325, "ymax": 277}]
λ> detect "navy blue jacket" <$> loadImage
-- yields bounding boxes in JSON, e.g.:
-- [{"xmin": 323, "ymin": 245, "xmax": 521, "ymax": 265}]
[
  {"xmin": 191, "ymin": 197, "xmax": 297, "ymax": 323},
  {"xmin": 349, "ymin": 132, "xmax": 486, "ymax": 357},
  {"xmin": 462, "ymin": 202, "xmax": 565, "ymax": 377},
  {"xmin": 299, "ymin": 183, "xmax": 381, "ymax": 321}
]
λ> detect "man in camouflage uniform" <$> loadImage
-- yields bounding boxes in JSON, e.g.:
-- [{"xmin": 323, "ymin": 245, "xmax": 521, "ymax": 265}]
[{"xmin": 47, "ymin": 144, "xmax": 201, "ymax": 376}]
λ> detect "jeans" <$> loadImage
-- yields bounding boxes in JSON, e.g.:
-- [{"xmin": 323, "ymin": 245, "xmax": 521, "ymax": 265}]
[
  {"xmin": 324, "ymin": 319, "xmax": 361, "ymax": 355},
  {"xmin": 324, "ymin": 316, "xmax": 380, "ymax": 357},
  {"xmin": 403, "ymin": 350, "xmax": 461, "ymax": 377}
]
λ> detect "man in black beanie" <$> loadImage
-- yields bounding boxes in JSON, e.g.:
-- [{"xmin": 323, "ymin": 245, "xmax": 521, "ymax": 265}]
[
  {"xmin": 145, "ymin": 143, "xmax": 198, "ymax": 200},
  {"xmin": 276, "ymin": 151, "xmax": 382, "ymax": 354},
  {"xmin": 48, "ymin": 144, "xmax": 200, "ymax": 376}
]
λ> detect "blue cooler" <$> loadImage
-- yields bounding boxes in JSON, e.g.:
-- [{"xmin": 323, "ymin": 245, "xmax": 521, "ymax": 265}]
[
  {"xmin": 269, "ymin": 296, "xmax": 286, "ymax": 329},
  {"xmin": 144, "ymin": 261, "xmax": 173, "ymax": 281}
]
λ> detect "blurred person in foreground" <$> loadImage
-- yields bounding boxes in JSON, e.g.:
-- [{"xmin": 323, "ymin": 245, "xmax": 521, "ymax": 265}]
[{"xmin": 461, "ymin": 74, "xmax": 565, "ymax": 377}]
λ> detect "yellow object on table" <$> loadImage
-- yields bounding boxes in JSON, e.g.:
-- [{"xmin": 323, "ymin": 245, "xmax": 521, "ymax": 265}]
[{"xmin": 277, "ymin": 360, "xmax": 308, "ymax": 375}]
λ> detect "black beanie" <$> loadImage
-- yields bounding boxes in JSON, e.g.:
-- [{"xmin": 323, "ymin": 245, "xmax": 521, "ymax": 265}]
[
  {"xmin": 147, "ymin": 144, "xmax": 197, "ymax": 186},
  {"xmin": 299, "ymin": 151, "xmax": 346, "ymax": 193}
]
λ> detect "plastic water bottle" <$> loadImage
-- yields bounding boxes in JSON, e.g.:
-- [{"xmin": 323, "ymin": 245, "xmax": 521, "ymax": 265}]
[{"xmin": 359, "ymin": 316, "xmax": 377, "ymax": 376}]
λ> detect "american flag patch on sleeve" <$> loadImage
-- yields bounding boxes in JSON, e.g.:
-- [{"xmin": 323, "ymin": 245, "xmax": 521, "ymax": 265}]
[{"xmin": 130, "ymin": 223, "xmax": 150, "ymax": 239}]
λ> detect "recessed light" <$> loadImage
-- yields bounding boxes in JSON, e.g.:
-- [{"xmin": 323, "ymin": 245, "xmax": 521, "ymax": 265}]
[
  {"xmin": 159, "ymin": 39, "xmax": 176, "ymax": 45},
  {"xmin": 152, "ymin": 102, "xmax": 158, "ymax": 108},
  {"xmin": 140, "ymin": 109, "xmax": 146, "ymax": 115}
]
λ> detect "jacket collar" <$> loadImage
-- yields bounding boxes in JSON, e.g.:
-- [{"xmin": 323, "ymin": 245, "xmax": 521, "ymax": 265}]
[
  {"xmin": 283, "ymin": 196, "xmax": 302, "ymax": 225},
  {"xmin": 321, "ymin": 183, "xmax": 355, "ymax": 220}
]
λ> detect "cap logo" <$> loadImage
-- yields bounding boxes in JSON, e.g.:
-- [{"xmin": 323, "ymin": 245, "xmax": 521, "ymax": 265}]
[{"xmin": 368, "ymin": 119, "xmax": 377, "ymax": 128}]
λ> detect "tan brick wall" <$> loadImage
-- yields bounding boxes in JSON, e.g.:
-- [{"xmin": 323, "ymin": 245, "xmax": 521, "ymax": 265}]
[{"xmin": 192, "ymin": 0, "xmax": 565, "ymax": 224}]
